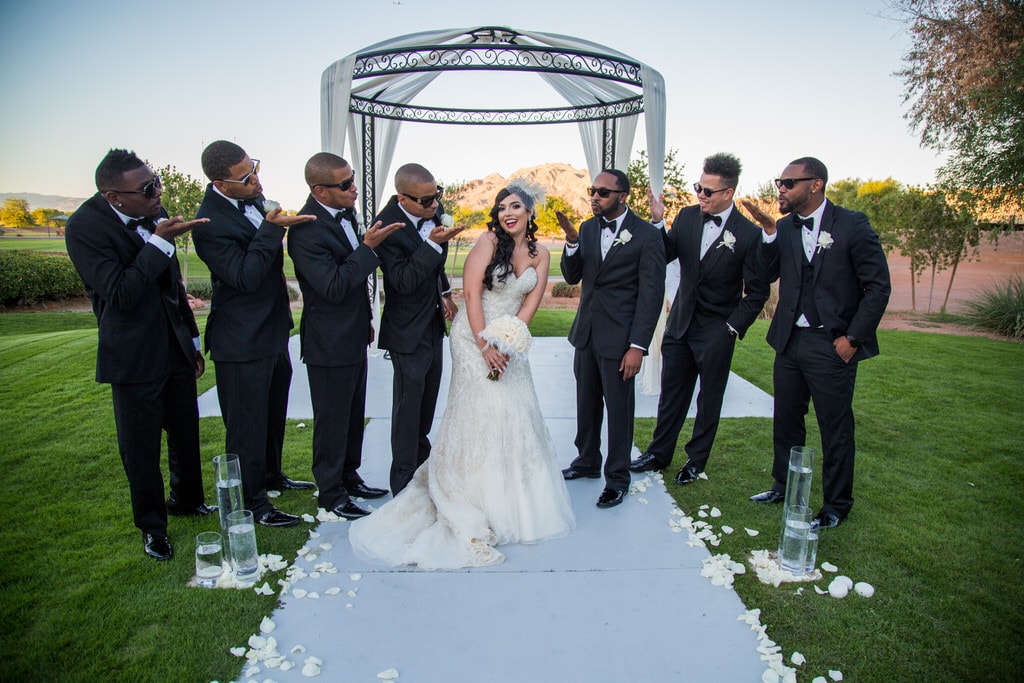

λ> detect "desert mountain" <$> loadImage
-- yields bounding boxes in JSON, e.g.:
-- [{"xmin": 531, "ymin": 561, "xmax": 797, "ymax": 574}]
[{"xmin": 451, "ymin": 162, "xmax": 594, "ymax": 216}]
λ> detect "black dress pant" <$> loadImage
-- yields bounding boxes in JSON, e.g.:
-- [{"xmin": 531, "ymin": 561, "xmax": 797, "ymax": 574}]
[
  {"xmin": 214, "ymin": 351, "xmax": 292, "ymax": 515},
  {"xmin": 770, "ymin": 327, "xmax": 859, "ymax": 517},
  {"xmin": 307, "ymin": 360, "xmax": 368, "ymax": 509},
  {"xmin": 110, "ymin": 353, "xmax": 203, "ymax": 535}
]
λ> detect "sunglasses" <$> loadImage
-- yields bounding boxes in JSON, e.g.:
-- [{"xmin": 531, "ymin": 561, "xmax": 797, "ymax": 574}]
[
  {"xmin": 220, "ymin": 159, "xmax": 261, "ymax": 185},
  {"xmin": 692, "ymin": 183, "xmax": 731, "ymax": 198},
  {"xmin": 316, "ymin": 177, "xmax": 356, "ymax": 192},
  {"xmin": 774, "ymin": 177, "xmax": 817, "ymax": 190},
  {"xmin": 110, "ymin": 175, "xmax": 162, "ymax": 199},
  {"xmin": 587, "ymin": 187, "xmax": 627, "ymax": 198},
  {"xmin": 401, "ymin": 188, "xmax": 443, "ymax": 208}
]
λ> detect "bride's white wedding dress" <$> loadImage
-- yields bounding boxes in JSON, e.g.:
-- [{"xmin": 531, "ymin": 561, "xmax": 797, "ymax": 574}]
[{"xmin": 349, "ymin": 266, "xmax": 575, "ymax": 569}]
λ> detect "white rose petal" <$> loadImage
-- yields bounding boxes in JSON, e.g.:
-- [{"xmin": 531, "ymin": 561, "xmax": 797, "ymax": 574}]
[
  {"xmin": 291, "ymin": 645, "xmax": 306, "ymax": 654},
  {"xmin": 301, "ymin": 663, "xmax": 321, "ymax": 677},
  {"xmin": 812, "ymin": 678, "xmax": 827, "ymax": 683},
  {"xmin": 318, "ymin": 543, "xmax": 333, "ymax": 551},
  {"xmin": 829, "ymin": 671, "xmax": 844, "ymax": 681},
  {"xmin": 762, "ymin": 669, "xmax": 780, "ymax": 683},
  {"xmin": 248, "ymin": 635, "xmax": 267, "ymax": 650},
  {"xmin": 791, "ymin": 652, "xmax": 806, "ymax": 666},
  {"xmin": 820, "ymin": 561, "xmax": 838, "ymax": 572},
  {"xmin": 698, "ymin": 510, "xmax": 708, "ymax": 518},
  {"xmin": 245, "ymin": 665, "xmax": 260, "ymax": 677},
  {"xmin": 296, "ymin": 422, "xmax": 306, "ymax": 429},
  {"xmin": 267, "ymin": 490, "xmax": 281, "ymax": 498},
  {"xmin": 292, "ymin": 589, "xmax": 307, "ymax": 599},
  {"xmin": 230, "ymin": 647, "xmax": 247, "ymax": 657},
  {"xmin": 710, "ymin": 507, "xmax": 722, "ymax": 517},
  {"xmin": 347, "ymin": 590, "xmax": 357, "ymax": 598},
  {"xmin": 301, "ymin": 514, "xmax": 316, "ymax": 523},
  {"xmin": 814, "ymin": 585, "xmax": 828, "ymax": 595},
  {"xmin": 637, "ymin": 497, "xmax": 649, "ymax": 505},
  {"xmin": 307, "ymin": 592, "xmax": 320, "ymax": 599},
  {"xmin": 305, "ymin": 656, "xmax": 323, "ymax": 666},
  {"xmin": 325, "ymin": 587, "xmax": 341, "ymax": 595},
  {"xmin": 308, "ymin": 530, "xmax": 320, "ymax": 538},
  {"xmin": 854, "ymin": 582, "xmax": 875, "ymax": 598},
  {"xmin": 722, "ymin": 525, "xmax": 734, "ymax": 534},
  {"xmin": 834, "ymin": 575, "xmax": 854, "ymax": 591},
  {"xmin": 828, "ymin": 579, "xmax": 849, "ymax": 598},
  {"xmin": 377, "ymin": 668, "xmax": 400, "ymax": 680},
  {"xmin": 346, "ymin": 603, "xmax": 354, "ymax": 608},
  {"xmin": 745, "ymin": 528, "xmax": 760, "ymax": 537},
  {"xmin": 698, "ymin": 471, "xmax": 709, "ymax": 480},
  {"xmin": 350, "ymin": 573, "xmax": 362, "ymax": 581},
  {"xmin": 280, "ymin": 660, "xmax": 295, "ymax": 671},
  {"xmin": 260, "ymin": 617, "xmax": 276, "ymax": 634}
]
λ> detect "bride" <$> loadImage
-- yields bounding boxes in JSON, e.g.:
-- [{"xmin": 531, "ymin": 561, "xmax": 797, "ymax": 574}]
[{"xmin": 349, "ymin": 182, "xmax": 576, "ymax": 569}]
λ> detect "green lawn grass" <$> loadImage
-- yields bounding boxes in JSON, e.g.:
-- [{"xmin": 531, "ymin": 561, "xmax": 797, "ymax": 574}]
[{"xmin": 1, "ymin": 312, "xmax": 1021, "ymax": 681}]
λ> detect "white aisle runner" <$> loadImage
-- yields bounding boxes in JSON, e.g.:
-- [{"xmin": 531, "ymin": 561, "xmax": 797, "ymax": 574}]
[{"xmin": 201, "ymin": 339, "xmax": 774, "ymax": 682}]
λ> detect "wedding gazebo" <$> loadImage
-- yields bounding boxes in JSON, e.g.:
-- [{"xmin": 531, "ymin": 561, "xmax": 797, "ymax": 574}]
[{"xmin": 319, "ymin": 26, "xmax": 667, "ymax": 219}]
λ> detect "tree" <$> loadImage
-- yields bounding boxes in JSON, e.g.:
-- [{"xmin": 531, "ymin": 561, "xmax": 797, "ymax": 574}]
[
  {"xmin": 30, "ymin": 208, "xmax": 62, "ymax": 227},
  {"xmin": 892, "ymin": 0, "xmax": 1024, "ymax": 213},
  {"xmin": 151, "ymin": 163, "xmax": 204, "ymax": 281},
  {"xmin": 627, "ymin": 148, "xmax": 689, "ymax": 222},
  {"xmin": 534, "ymin": 195, "xmax": 578, "ymax": 238},
  {"xmin": 0, "ymin": 198, "xmax": 34, "ymax": 227}
]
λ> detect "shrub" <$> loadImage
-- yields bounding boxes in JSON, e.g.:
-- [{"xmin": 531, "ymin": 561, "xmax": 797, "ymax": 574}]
[
  {"xmin": 551, "ymin": 281, "xmax": 580, "ymax": 298},
  {"xmin": 963, "ymin": 274, "xmax": 1024, "ymax": 339},
  {"xmin": 185, "ymin": 278, "xmax": 213, "ymax": 301},
  {"xmin": 0, "ymin": 251, "xmax": 86, "ymax": 305}
]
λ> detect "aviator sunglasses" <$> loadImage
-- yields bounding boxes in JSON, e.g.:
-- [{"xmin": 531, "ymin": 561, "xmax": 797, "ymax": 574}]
[
  {"xmin": 220, "ymin": 159, "xmax": 261, "ymax": 185},
  {"xmin": 401, "ymin": 188, "xmax": 444, "ymax": 208},
  {"xmin": 587, "ymin": 186, "xmax": 627, "ymax": 198},
  {"xmin": 109, "ymin": 175, "xmax": 163, "ymax": 199}
]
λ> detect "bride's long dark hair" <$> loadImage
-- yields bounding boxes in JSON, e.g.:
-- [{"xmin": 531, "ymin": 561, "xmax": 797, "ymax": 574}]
[{"xmin": 483, "ymin": 186, "xmax": 539, "ymax": 291}]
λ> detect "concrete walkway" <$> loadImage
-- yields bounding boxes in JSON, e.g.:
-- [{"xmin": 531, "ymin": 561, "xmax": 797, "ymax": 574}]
[{"xmin": 200, "ymin": 339, "xmax": 775, "ymax": 682}]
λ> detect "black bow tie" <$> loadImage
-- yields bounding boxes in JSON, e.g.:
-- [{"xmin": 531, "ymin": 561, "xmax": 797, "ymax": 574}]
[
  {"xmin": 335, "ymin": 208, "xmax": 356, "ymax": 225},
  {"xmin": 417, "ymin": 216, "xmax": 433, "ymax": 231},
  {"xmin": 600, "ymin": 218, "xmax": 617, "ymax": 233},
  {"xmin": 701, "ymin": 212, "xmax": 722, "ymax": 227},
  {"xmin": 126, "ymin": 217, "xmax": 155, "ymax": 231},
  {"xmin": 237, "ymin": 198, "xmax": 260, "ymax": 213},
  {"xmin": 793, "ymin": 215, "xmax": 814, "ymax": 230}
]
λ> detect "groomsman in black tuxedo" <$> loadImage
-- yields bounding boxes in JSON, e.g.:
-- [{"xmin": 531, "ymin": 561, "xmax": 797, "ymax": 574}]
[
  {"xmin": 374, "ymin": 163, "xmax": 466, "ymax": 494},
  {"xmin": 630, "ymin": 153, "xmax": 768, "ymax": 485},
  {"xmin": 192, "ymin": 141, "xmax": 315, "ymax": 529},
  {"xmin": 558, "ymin": 169, "xmax": 666, "ymax": 508},
  {"xmin": 288, "ymin": 153, "xmax": 403, "ymax": 519},
  {"xmin": 66, "ymin": 149, "xmax": 215, "ymax": 561},
  {"xmin": 742, "ymin": 157, "xmax": 890, "ymax": 530}
]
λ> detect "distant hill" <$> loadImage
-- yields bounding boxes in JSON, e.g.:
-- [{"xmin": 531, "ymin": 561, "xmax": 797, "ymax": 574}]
[
  {"xmin": 454, "ymin": 162, "xmax": 593, "ymax": 216},
  {"xmin": 0, "ymin": 192, "xmax": 87, "ymax": 214}
]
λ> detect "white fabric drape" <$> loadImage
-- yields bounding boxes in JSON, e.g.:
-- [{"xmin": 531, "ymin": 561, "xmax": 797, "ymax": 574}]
[{"xmin": 319, "ymin": 26, "xmax": 668, "ymax": 210}]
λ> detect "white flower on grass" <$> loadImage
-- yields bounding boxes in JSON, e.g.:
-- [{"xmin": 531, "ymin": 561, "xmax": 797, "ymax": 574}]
[
  {"xmin": 296, "ymin": 422, "xmax": 306, "ymax": 429},
  {"xmin": 791, "ymin": 652, "xmax": 806, "ymax": 666},
  {"xmin": 820, "ymin": 561, "xmax": 838, "ymax": 572},
  {"xmin": 829, "ymin": 671, "xmax": 844, "ymax": 681},
  {"xmin": 440, "ymin": 214, "xmax": 454, "ymax": 228},
  {"xmin": 745, "ymin": 528, "xmax": 760, "ymax": 537},
  {"xmin": 253, "ymin": 582, "xmax": 275, "ymax": 596},
  {"xmin": 710, "ymin": 507, "xmax": 722, "ymax": 518},
  {"xmin": 301, "ymin": 513, "xmax": 315, "ymax": 523},
  {"xmin": 230, "ymin": 647, "xmax": 246, "ymax": 657},
  {"xmin": 717, "ymin": 230, "xmax": 736, "ymax": 252},
  {"xmin": 816, "ymin": 231, "xmax": 834, "ymax": 253},
  {"xmin": 812, "ymin": 678, "xmax": 828, "ymax": 683},
  {"xmin": 854, "ymin": 582, "xmax": 875, "ymax": 597},
  {"xmin": 722, "ymin": 525, "xmax": 734, "ymax": 534}
]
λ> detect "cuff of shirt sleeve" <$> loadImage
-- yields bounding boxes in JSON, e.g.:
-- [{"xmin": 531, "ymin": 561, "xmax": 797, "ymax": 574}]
[
  {"xmin": 629, "ymin": 343, "xmax": 646, "ymax": 352},
  {"xmin": 425, "ymin": 239, "xmax": 442, "ymax": 254},
  {"xmin": 148, "ymin": 234, "xmax": 175, "ymax": 257},
  {"xmin": 192, "ymin": 337, "xmax": 201, "ymax": 352},
  {"xmin": 762, "ymin": 231, "xmax": 778, "ymax": 244}
]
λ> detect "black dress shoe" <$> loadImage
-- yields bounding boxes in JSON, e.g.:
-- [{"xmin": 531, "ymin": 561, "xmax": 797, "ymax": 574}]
[
  {"xmin": 166, "ymin": 494, "xmax": 218, "ymax": 517},
  {"xmin": 673, "ymin": 462, "xmax": 702, "ymax": 486},
  {"xmin": 562, "ymin": 467, "xmax": 600, "ymax": 480},
  {"xmin": 749, "ymin": 490, "xmax": 785, "ymax": 504},
  {"xmin": 143, "ymin": 533, "xmax": 173, "ymax": 561},
  {"xmin": 331, "ymin": 500, "xmax": 370, "ymax": 520},
  {"xmin": 629, "ymin": 451, "xmax": 666, "ymax": 473},
  {"xmin": 811, "ymin": 510, "xmax": 843, "ymax": 530},
  {"xmin": 596, "ymin": 488, "xmax": 625, "ymax": 509},
  {"xmin": 256, "ymin": 508, "xmax": 301, "ymax": 528},
  {"xmin": 346, "ymin": 482, "xmax": 389, "ymax": 499},
  {"xmin": 266, "ymin": 474, "xmax": 316, "ymax": 491}
]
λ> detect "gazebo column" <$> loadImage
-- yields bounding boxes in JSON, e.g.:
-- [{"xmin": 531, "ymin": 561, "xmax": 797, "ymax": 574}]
[
  {"xmin": 360, "ymin": 114, "xmax": 376, "ymax": 221},
  {"xmin": 601, "ymin": 118, "xmax": 617, "ymax": 170}
]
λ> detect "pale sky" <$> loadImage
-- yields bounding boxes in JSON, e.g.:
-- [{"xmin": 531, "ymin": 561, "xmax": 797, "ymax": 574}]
[{"xmin": 0, "ymin": 0, "xmax": 943, "ymax": 211}]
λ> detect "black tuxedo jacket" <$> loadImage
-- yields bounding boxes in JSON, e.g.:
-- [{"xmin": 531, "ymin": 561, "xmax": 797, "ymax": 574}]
[
  {"xmin": 192, "ymin": 186, "xmax": 293, "ymax": 362},
  {"xmin": 664, "ymin": 204, "xmax": 768, "ymax": 340},
  {"xmin": 561, "ymin": 208, "xmax": 666, "ymax": 359},
  {"xmin": 760, "ymin": 200, "xmax": 891, "ymax": 360},
  {"xmin": 288, "ymin": 196, "xmax": 379, "ymax": 367},
  {"xmin": 65, "ymin": 194, "xmax": 199, "ymax": 384},
  {"xmin": 373, "ymin": 195, "xmax": 451, "ymax": 354}
]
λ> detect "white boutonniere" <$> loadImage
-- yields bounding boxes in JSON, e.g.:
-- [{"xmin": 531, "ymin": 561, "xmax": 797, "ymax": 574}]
[
  {"xmin": 440, "ymin": 214, "xmax": 455, "ymax": 229},
  {"xmin": 354, "ymin": 213, "xmax": 365, "ymax": 236},
  {"xmin": 613, "ymin": 229, "xmax": 632, "ymax": 247},
  {"xmin": 263, "ymin": 199, "xmax": 280, "ymax": 214},
  {"xmin": 717, "ymin": 230, "xmax": 736, "ymax": 252},
  {"xmin": 816, "ymin": 231, "xmax": 834, "ymax": 253}
]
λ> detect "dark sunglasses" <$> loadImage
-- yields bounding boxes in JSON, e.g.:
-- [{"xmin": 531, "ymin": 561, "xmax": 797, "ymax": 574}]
[
  {"xmin": 220, "ymin": 159, "xmax": 261, "ymax": 185},
  {"xmin": 316, "ymin": 177, "xmax": 356, "ymax": 192},
  {"xmin": 401, "ymin": 188, "xmax": 443, "ymax": 208},
  {"xmin": 587, "ymin": 186, "xmax": 627, "ymax": 198},
  {"xmin": 109, "ymin": 175, "xmax": 162, "ymax": 199},
  {"xmin": 774, "ymin": 177, "xmax": 817, "ymax": 190},
  {"xmin": 692, "ymin": 183, "xmax": 731, "ymax": 198}
]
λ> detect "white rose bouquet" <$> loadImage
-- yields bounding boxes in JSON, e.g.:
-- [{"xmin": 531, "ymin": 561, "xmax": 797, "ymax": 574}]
[{"xmin": 478, "ymin": 315, "xmax": 532, "ymax": 381}]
